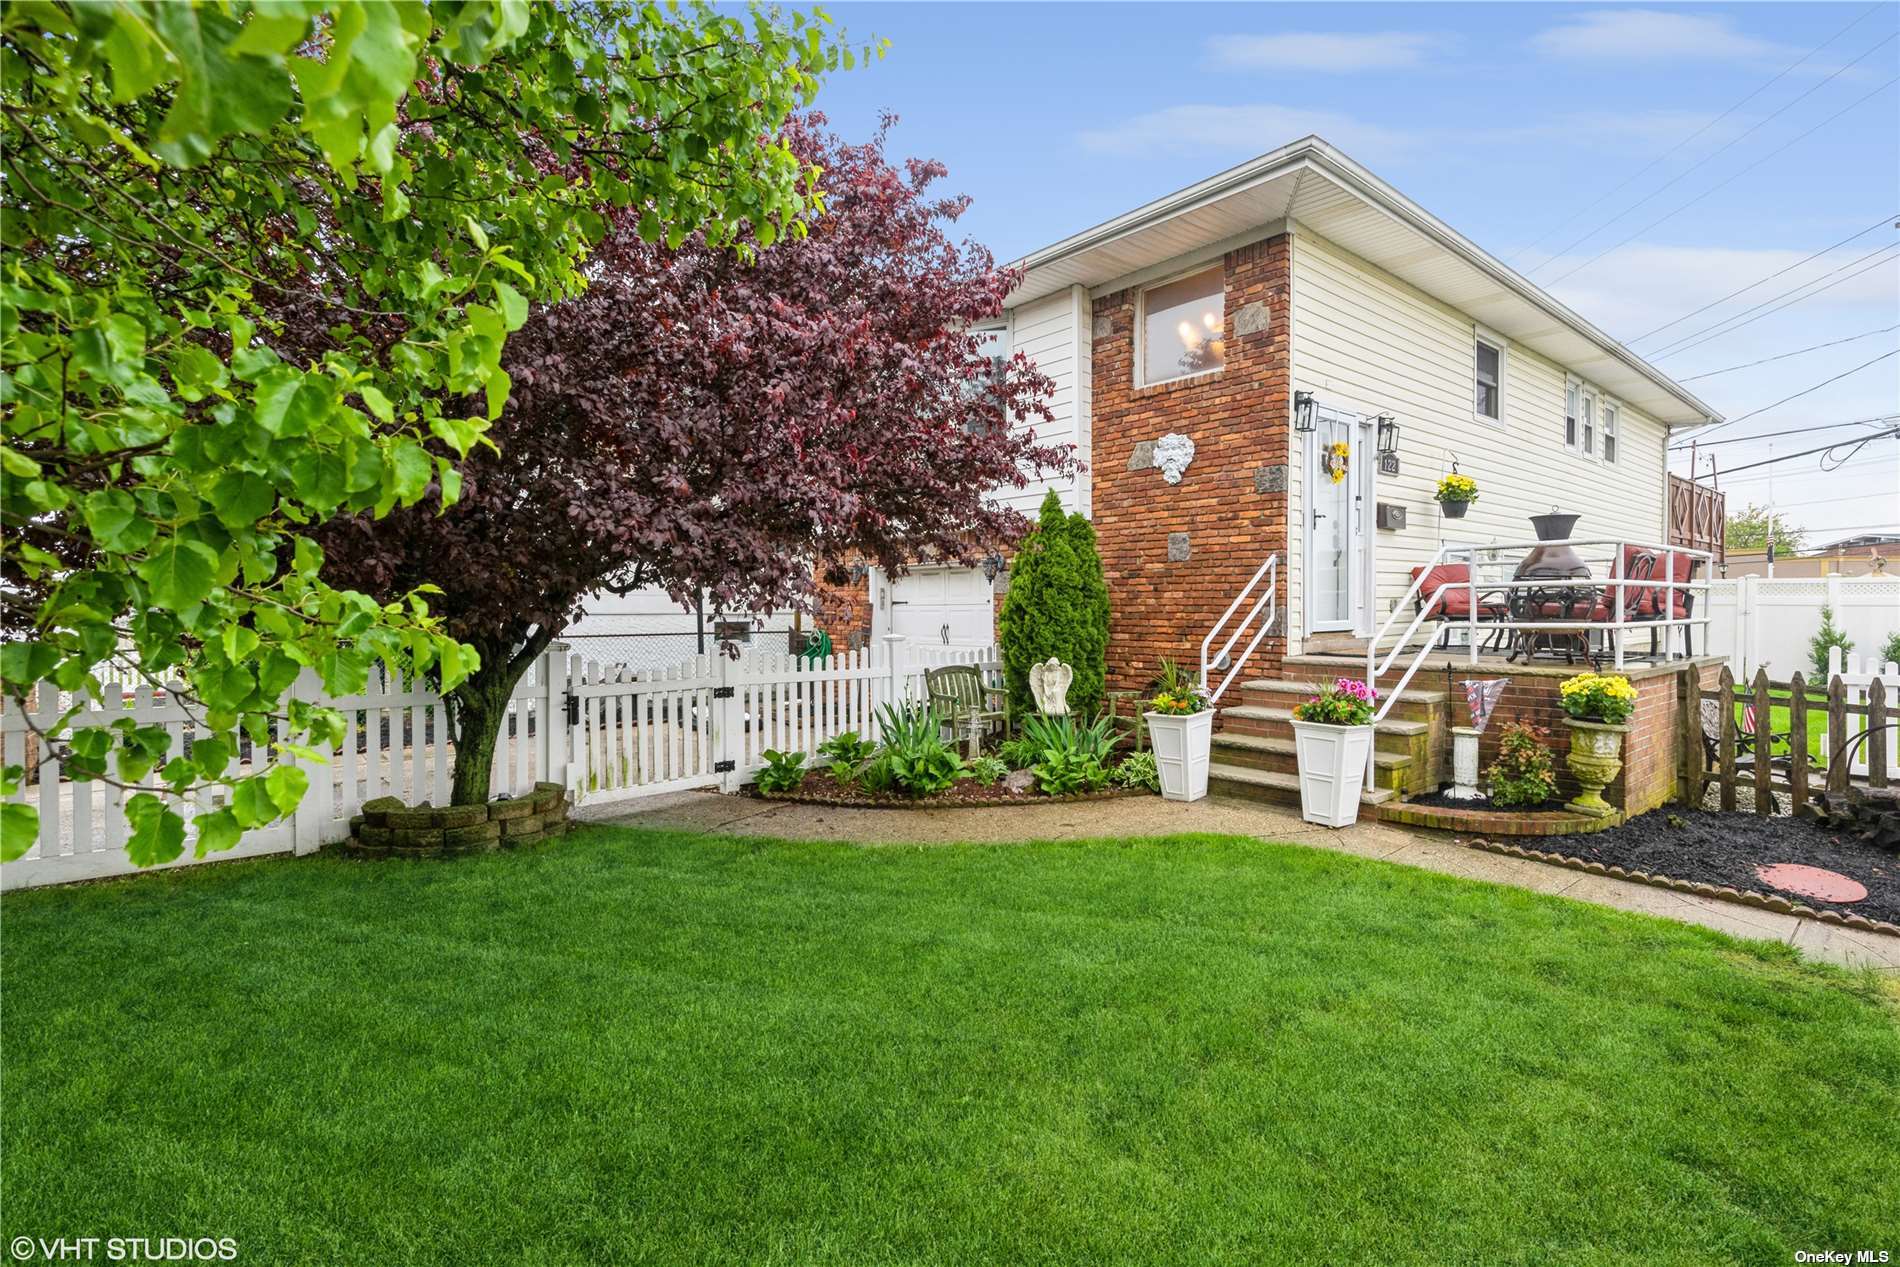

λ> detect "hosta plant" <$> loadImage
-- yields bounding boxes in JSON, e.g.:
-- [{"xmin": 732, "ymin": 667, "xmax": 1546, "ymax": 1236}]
[
  {"xmin": 1111, "ymin": 752, "xmax": 1160, "ymax": 793},
  {"xmin": 755, "ymin": 749, "xmax": 808, "ymax": 796},
  {"xmin": 817, "ymin": 731, "xmax": 879, "ymax": 783},
  {"xmin": 874, "ymin": 702, "xmax": 966, "ymax": 797},
  {"xmin": 1032, "ymin": 750, "xmax": 1109, "ymax": 797},
  {"xmin": 966, "ymin": 756, "xmax": 1009, "ymax": 787}
]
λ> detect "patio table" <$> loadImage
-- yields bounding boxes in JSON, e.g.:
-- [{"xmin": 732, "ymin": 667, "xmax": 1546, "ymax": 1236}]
[{"xmin": 1506, "ymin": 580, "xmax": 1604, "ymax": 665}]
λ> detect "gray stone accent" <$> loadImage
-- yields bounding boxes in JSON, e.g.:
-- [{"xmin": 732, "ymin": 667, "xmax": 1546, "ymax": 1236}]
[
  {"xmin": 1254, "ymin": 464, "xmax": 1288, "ymax": 494},
  {"xmin": 1127, "ymin": 439, "xmax": 1156, "ymax": 471},
  {"xmin": 1167, "ymin": 532, "xmax": 1191, "ymax": 563},
  {"xmin": 1233, "ymin": 300, "xmax": 1270, "ymax": 338},
  {"xmin": 1092, "ymin": 314, "xmax": 1113, "ymax": 339}
]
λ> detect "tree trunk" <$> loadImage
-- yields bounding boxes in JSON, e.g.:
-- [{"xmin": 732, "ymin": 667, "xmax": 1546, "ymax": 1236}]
[{"xmin": 447, "ymin": 640, "xmax": 540, "ymax": 806}]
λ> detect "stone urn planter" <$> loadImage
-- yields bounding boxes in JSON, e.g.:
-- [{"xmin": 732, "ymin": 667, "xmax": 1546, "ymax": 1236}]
[
  {"xmin": 1146, "ymin": 709, "xmax": 1212, "ymax": 802},
  {"xmin": 1562, "ymin": 719, "xmax": 1627, "ymax": 818},
  {"xmin": 1291, "ymin": 719, "xmax": 1375, "ymax": 827}
]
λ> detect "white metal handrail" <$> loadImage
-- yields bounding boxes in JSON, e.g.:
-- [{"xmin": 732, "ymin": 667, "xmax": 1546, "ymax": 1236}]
[
  {"xmin": 1201, "ymin": 554, "xmax": 1278, "ymax": 706},
  {"xmin": 1365, "ymin": 538, "xmax": 1715, "ymax": 725}
]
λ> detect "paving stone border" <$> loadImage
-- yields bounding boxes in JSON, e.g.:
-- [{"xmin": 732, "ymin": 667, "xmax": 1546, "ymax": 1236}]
[
  {"xmin": 1457, "ymin": 835, "xmax": 1900, "ymax": 938},
  {"xmin": 345, "ymin": 782, "xmax": 570, "ymax": 858}
]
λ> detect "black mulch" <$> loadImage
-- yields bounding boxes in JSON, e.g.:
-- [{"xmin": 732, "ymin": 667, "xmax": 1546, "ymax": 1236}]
[
  {"xmin": 1544, "ymin": 809, "xmax": 1898, "ymax": 926},
  {"xmin": 1410, "ymin": 789, "xmax": 1570, "ymax": 815}
]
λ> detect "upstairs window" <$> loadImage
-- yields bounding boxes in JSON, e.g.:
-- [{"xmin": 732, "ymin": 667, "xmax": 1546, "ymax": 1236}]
[
  {"xmin": 1580, "ymin": 390, "xmax": 1597, "ymax": 457},
  {"xmin": 1565, "ymin": 380, "xmax": 1580, "ymax": 449},
  {"xmin": 1139, "ymin": 267, "xmax": 1225, "ymax": 385},
  {"xmin": 1601, "ymin": 401, "xmax": 1618, "ymax": 463},
  {"xmin": 963, "ymin": 327, "xmax": 1008, "ymax": 434},
  {"xmin": 1474, "ymin": 336, "xmax": 1502, "ymax": 421}
]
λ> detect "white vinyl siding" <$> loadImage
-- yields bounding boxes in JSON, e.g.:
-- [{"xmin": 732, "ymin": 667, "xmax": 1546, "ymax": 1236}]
[
  {"xmin": 994, "ymin": 284, "xmax": 1092, "ymax": 517},
  {"xmin": 1286, "ymin": 226, "xmax": 1669, "ymax": 642}
]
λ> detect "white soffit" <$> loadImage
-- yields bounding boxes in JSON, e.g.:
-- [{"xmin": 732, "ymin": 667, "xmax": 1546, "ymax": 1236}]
[{"xmin": 1009, "ymin": 137, "xmax": 1719, "ymax": 426}]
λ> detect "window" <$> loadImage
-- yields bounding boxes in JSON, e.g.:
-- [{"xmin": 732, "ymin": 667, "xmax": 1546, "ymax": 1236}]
[
  {"xmin": 1601, "ymin": 401, "xmax": 1618, "ymax": 463},
  {"xmin": 1565, "ymin": 380, "xmax": 1580, "ymax": 449},
  {"xmin": 964, "ymin": 327, "xmax": 1008, "ymax": 433},
  {"xmin": 1474, "ymin": 337, "xmax": 1501, "ymax": 421},
  {"xmin": 1139, "ymin": 267, "xmax": 1224, "ymax": 385},
  {"xmin": 1580, "ymin": 390, "xmax": 1596, "ymax": 457}
]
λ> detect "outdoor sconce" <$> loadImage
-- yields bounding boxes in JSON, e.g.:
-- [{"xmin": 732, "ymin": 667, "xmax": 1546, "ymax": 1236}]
[
  {"xmin": 848, "ymin": 561, "xmax": 869, "ymax": 584},
  {"xmin": 1377, "ymin": 414, "xmax": 1400, "ymax": 455},
  {"xmin": 980, "ymin": 552, "xmax": 1006, "ymax": 584},
  {"xmin": 1293, "ymin": 391, "xmax": 1316, "ymax": 434}
]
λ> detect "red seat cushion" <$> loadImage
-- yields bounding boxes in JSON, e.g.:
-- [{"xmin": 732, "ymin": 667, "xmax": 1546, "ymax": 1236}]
[
  {"xmin": 1412, "ymin": 564, "xmax": 1503, "ymax": 619},
  {"xmin": 1651, "ymin": 552, "xmax": 1697, "ymax": 619}
]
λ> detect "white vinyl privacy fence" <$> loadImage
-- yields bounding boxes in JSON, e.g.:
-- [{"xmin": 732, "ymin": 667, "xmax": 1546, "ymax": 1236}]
[
  {"xmin": 1702, "ymin": 575, "xmax": 1898, "ymax": 680},
  {"xmin": 4, "ymin": 635, "xmax": 997, "ymax": 890}
]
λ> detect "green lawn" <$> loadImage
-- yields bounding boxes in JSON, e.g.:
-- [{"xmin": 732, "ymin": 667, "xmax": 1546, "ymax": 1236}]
[{"xmin": 4, "ymin": 827, "xmax": 1897, "ymax": 1266}]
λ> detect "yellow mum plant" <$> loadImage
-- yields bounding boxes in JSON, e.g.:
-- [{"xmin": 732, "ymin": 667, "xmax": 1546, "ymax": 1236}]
[
  {"xmin": 1435, "ymin": 473, "xmax": 1478, "ymax": 504},
  {"xmin": 1559, "ymin": 673, "xmax": 1637, "ymax": 725}
]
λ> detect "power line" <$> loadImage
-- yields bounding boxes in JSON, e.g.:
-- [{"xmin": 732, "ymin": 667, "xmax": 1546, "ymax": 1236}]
[
  {"xmin": 1542, "ymin": 70, "xmax": 1900, "ymax": 287},
  {"xmin": 1741, "ymin": 488, "xmax": 1898, "ymax": 511},
  {"xmin": 1708, "ymin": 425, "xmax": 1897, "ymax": 476},
  {"xmin": 1685, "ymin": 350, "xmax": 1899, "ymax": 441},
  {"xmin": 1708, "ymin": 451, "xmax": 1894, "ymax": 486},
  {"xmin": 1505, "ymin": 5, "xmax": 1885, "ymax": 269},
  {"xmin": 1526, "ymin": 22, "xmax": 1896, "ymax": 276},
  {"xmin": 1669, "ymin": 414, "xmax": 1900, "ymax": 449},
  {"xmin": 1675, "ymin": 326, "xmax": 1900, "ymax": 381},
  {"xmin": 1650, "ymin": 246, "xmax": 1900, "ymax": 360},
  {"xmin": 1629, "ymin": 214, "xmax": 1898, "ymax": 346}
]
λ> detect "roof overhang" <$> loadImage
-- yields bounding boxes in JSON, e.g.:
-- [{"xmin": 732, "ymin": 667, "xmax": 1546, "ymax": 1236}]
[{"xmin": 1009, "ymin": 136, "xmax": 1721, "ymax": 427}]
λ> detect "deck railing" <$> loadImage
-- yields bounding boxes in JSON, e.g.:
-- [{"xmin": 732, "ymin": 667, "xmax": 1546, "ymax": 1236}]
[{"xmin": 1366, "ymin": 537, "xmax": 1714, "ymax": 726}]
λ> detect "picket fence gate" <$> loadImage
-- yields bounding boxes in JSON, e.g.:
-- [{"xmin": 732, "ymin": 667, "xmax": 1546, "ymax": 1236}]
[{"xmin": 2, "ymin": 635, "xmax": 998, "ymax": 890}]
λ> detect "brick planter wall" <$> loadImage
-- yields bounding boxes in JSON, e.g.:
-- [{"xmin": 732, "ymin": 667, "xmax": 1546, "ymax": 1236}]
[
  {"xmin": 1091, "ymin": 234, "xmax": 1291, "ymax": 694},
  {"xmin": 346, "ymin": 782, "xmax": 570, "ymax": 858}
]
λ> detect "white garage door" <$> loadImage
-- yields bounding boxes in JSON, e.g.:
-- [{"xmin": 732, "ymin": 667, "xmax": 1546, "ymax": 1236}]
[{"xmin": 885, "ymin": 567, "xmax": 994, "ymax": 648}]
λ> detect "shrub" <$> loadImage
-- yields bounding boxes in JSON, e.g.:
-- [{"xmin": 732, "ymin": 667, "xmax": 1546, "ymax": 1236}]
[
  {"xmin": 755, "ymin": 749, "xmax": 808, "ymax": 796},
  {"xmin": 999, "ymin": 490, "xmax": 1110, "ymax": 721},
  {"xmin": 1292, "ymin": 677, "xmax": 1376, "ymax": 726},
  {"xmin": 1146, "ymin": 659, "xmax": 1207, "ymax": 716},
  {"xmin": 1111, "ymin": 751, "xmax": 1160, "ymax": 793},
  {"xmin": 1557, "ymin": 673, "xmax": 1637, "ymax": 725},
  {"xmin": 817, "ymin": 730, "xmax": 878, "ymax": 782},
  {"xmin": 1810, "ymin": 605, "xmax": 1855, "ymax": 679},
  {"xmin": 874, "ymin": 702, "xmax": 966, "ymax": 798},
  {"xmin": 1486, "ymin": 722, "xmax": 1557, "ymax": 807},
  {"xmin": 1033, "ymin": 750, "xmax": 1109, "ymax": 796},
  {"xmin": 966, "ymin": 756, "xmax": 1009, "ymax": 787},
  {"xmin": 1884, "ymin": 630, "xmax": 1900, "ymax": 670}
]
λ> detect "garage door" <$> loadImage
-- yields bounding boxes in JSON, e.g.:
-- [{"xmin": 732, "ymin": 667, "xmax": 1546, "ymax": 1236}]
[{"xmin": 885, "ymin": 567, "xmax": 994, "ymax": 647}]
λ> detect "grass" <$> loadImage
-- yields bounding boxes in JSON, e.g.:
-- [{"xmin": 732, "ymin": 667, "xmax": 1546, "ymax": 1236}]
[{"xmin": 4, "ymin": 826, "xmax": 1898, "ymax": 1266}]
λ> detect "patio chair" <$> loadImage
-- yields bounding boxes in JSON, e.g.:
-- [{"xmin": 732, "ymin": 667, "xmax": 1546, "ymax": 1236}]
[
  {"xmin": 1410, "ymin": 563, "xmax": 1510, "ymax": 653},
  {"xmin": 1626, "ymin": 551, "xmax": 1700, "ymax": 658},
  {"xmin": 1697, "ymin": 698, "xmax": 1792, "ymax": 769},
  {"xmin": 925, "ymin": 665, "xmax": 1011, "ymax": 752}
]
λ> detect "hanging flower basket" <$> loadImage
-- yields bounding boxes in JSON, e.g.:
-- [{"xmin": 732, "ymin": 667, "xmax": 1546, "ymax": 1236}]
[{"xmin": 1435, "ymin": 472, "xmax": 1478, "ymax": 519}]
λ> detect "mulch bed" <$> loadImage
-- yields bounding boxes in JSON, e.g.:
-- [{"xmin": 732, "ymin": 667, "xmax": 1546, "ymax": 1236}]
[
  {"xmin": 1410, "ymin": 789, "xmax": 1569, "ymax": 814},
  {"xmin": 1538, "ymin": 809, "xmax": 1898, "ymax": 928},
  {"xmin": 756, "ymin": 769, "xmax": 1148, "ymax": 809}
]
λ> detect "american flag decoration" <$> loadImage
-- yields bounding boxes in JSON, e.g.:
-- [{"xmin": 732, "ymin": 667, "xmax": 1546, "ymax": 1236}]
[{"xmin": 1463, "ymin": 679, "xmax": 1509, "ymax": 733}]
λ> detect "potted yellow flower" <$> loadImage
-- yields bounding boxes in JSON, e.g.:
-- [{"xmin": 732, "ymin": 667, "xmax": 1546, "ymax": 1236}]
[
  {"xmin": 1557, "ymin": 673, "xmax": 1637, "ymax": 818},
  {"xmin": 1144, "ymin": 659, "xmax": 1212, "ymax": 802},
  {"xmin": 1435, "ymin": 472, "xmax": 1478, "ymax": 519}
]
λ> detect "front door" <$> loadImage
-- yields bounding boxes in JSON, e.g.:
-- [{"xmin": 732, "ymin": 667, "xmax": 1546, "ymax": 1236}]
[{"xmin": 1305, "ymin": 411, "xmax": 1372, "ymax": 635}]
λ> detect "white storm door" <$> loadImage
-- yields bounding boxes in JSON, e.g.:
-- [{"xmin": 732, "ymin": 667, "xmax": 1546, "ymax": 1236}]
[{"xmin": 1305, "ymin": 414, "xmax": 1370, "ymax": 635}]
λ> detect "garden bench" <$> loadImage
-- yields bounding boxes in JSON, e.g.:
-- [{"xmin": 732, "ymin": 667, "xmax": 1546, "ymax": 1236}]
[{"xmin": 925, "ymin": 665, "xmax": 1010, "ymax": 755}]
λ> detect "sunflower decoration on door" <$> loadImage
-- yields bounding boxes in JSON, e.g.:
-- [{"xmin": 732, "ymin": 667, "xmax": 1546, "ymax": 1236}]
[{"xmin": 1322, "ymin": 441, "xmax": 1351, "ymax": 484}]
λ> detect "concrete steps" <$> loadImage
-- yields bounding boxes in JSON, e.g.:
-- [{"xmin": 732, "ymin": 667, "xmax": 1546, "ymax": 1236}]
[
  {"xmin": 1205, "ymin": 762, "xmax": 1399, "ymax": 813},
  {"xmin": 1209, "ymin": 731, "xmax": 1416, "ymax": 794},
  {"xmin": 1209, "ymin": 673, "xmax": 1452, "ymax": 800}
]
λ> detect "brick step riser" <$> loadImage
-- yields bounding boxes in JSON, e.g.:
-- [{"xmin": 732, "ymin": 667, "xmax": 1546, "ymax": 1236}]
[
  {"xmin": 1210, "ymin": 744, "xmax": 1413, "ymax": 793},
  {"xmin": 1217, "ymin": 716, "xmax": 1421, "ymax": 757}
]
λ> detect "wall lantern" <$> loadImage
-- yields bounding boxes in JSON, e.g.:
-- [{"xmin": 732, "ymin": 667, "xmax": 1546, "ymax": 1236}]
[
  {"xmin": 980, "ymin": 552, "xmax": 1006, "ymax": 584},
  {"xmin": 1376, "ymin": 414, "xmax": 1400, "ymax": 455},
  {"xmin": 1293, "ymin": 391, "xmax": 1316, "ymax": 434},
  {"xmin": 848, "ymin": 561, "xmax": 869, "ymax": 584}
]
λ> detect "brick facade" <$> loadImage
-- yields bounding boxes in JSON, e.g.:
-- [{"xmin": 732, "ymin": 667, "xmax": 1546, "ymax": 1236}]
[{"xmin": 1090, "ymin": 235, "xmax": 1291, "ymax": 694}]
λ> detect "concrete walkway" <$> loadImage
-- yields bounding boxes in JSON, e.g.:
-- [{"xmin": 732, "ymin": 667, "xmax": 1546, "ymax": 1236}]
[{"xmin": 578, "ymin": 790, "xmax": 1900, "ymax": 973}]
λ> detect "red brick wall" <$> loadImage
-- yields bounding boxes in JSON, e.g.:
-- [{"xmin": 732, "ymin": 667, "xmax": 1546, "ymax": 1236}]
[
  {"xmin": 812, "ymin": 572, "xmax": 873, "ymax": 652},
  {"xmin": 1091, "ymin": 235, "xmax": 1291, "ymax": 694}
]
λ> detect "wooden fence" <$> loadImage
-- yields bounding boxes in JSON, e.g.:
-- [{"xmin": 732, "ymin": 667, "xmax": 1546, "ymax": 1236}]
[{"xmin": 1683, "ymin": 658, "xmax": 1893, "ymax": 816}]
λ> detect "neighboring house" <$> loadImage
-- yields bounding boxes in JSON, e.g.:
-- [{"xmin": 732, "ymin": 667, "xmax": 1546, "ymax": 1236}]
[
  {"xmin": 849, "ymin": 135, "xmax": 1721, "ymax": 688},
  {"xmin": 1727, "ymin": 534, "xmax": 1897, "ymax": 578}
]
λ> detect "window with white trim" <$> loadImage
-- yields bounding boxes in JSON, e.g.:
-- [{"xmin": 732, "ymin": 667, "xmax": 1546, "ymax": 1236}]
[
  {"xmin": 1601, "ymin": 400, "xmax": 1618, "ymax": 463},
  {"xmin": 963, "ymin": 326, "xmax": 1008, "ymax": 434},
  {"xmin": 1138, "ymin": 266, "xmax": 1225, "ymax": 386},
  {"xmin": 1580, "ymin": 389, "xmax": 1597, "ymax": 457},
  {"xmin": 1474, "ymin": 336, "xmax": 1502, "ymax": 421},
  {"xmin": 1565, "ymin": 379, "xmax": 1581, "ymax": 449}
]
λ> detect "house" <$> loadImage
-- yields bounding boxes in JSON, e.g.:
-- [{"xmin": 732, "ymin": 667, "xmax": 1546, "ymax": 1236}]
[{"xmin": 846, "ymin": 136, "xmax": 1721, "ymax": 693}]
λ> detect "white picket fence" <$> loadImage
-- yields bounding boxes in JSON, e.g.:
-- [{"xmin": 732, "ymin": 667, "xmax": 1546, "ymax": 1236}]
[
  {"xmin": 2, "ymin": 635, "xmax": 998, "ymax": 889},
  {"xmin": 1703, "ymin": 574, "xmax": 1898, "ymax": 680},
  {"xmin": 1827, "ymin": 647, "xmax": 1900, "ymax": 781}
]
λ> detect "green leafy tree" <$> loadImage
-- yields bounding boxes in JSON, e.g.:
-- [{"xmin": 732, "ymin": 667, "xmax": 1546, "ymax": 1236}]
[
  {"xmin": 1810, "ymin": 605, "xmax": 1855, "ymax": 679},
  {"xmin": 999, "ymin": 490, "xmax": 1111, "ymax": 720},
  {"xmin": 1725, "ymin": 504, "xmax": 1808, "ymax": 555},
  {"xmin": 1, "ymin": 1, "xmax": 852, "ymax": 864}
]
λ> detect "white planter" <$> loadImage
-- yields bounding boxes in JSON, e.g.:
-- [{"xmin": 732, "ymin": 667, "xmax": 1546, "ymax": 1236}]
[
  {"xmin": 1290, "ymin": 718, "xmax": 1375, "ymax": 827},
  {"xmin": 1145, "ymin": 710, "xmax": 1213, "ymax": 802}
]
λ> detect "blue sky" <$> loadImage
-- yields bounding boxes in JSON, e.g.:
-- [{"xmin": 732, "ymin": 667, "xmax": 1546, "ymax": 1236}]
[{"xmin": 803, "ymin": 2, "xmax": 1900, "ymax": 547}]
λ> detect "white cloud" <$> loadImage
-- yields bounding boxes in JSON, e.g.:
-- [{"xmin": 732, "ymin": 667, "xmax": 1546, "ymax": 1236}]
[
  {"xmin": 1208, "ymin": 31, "xmax": 1453, "ymax": 73},
  {"xmin": 1076, "ymin": 105, "xmax": 1414, "ymax": 163},
  {"xmin": 1532, "ymin": 10, "xmax": 1790, "ymax": 63}
]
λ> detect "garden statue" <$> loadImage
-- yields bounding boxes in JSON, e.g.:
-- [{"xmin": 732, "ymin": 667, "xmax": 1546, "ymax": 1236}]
[{"xmin": 1029, "ymin": 658, "xmax": 1074, "ymax": 716}]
